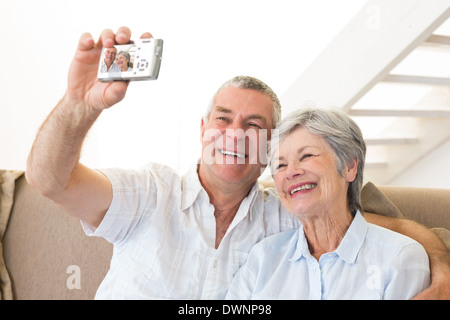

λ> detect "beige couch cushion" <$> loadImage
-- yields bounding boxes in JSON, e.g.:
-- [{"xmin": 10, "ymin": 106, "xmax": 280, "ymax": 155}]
[
  {"xmin": 361, "ymin": 182, "xmax": 404, "ymax": 218},
  {"xmin": 3, "ymin": 175, "xmax": 113, "ymax": 299},
  {"xmin": 0, "ymin": 170, "xmax": 23, "ymax": 300},
  {"xmin": 362, "ymin": 182, "xmax": 450, "ymax": 252},
  {"xmin": 377, "ymin": 185, "xmax": 450, "ymax": 229}
]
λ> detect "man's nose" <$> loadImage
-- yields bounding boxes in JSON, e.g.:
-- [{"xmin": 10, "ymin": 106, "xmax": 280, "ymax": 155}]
[{"xmin": 225, "ymin": 127, "xmax": 246, "ymax": 142}]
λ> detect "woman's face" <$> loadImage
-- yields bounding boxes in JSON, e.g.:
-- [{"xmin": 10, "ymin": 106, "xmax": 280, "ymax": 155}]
[
  {"xmin": 116, "ymin": 53, "xmax": 129, "ymax": 69},
  {"xmin": 272, "ymin": 127, "xmax": 357, "ymax": 219}
]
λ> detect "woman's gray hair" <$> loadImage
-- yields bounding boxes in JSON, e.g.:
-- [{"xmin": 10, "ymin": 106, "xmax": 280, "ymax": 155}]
[
  {"xmin": 203, "ymin": 76, "xmax": 282, "ymax": 128},
  {"xmin": 269, "ymin": 106, "xmax": 366, "ymax": 214},
  {"xmin": 117, "ymin": 51, "xmax": 131, "ymax": 67}
]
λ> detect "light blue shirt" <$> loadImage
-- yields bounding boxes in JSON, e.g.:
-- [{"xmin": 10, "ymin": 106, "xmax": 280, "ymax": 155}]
[{"xmin": 226, "ymin": 211, "xmax": 430, "ymax": 300}]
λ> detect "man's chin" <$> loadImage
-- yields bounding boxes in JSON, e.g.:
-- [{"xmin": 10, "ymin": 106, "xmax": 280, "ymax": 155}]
[{"xmin": 215, "ymin": 164, "xmax": 263, "ymax": 184}]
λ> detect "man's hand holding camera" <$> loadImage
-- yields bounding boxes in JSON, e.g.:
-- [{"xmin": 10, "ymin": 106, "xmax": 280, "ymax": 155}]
[
  {"xmin": 26, "ymin": 27, "xmax": 153, "ymax": 230},
  {"xmin": 65, "ymin": 27, "xmax": 153, "ymax": 112}
]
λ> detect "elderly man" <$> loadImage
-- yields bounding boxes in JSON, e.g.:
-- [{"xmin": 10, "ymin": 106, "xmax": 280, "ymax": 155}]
[
  {"xmin": 100, "ymin": 46, "xmax": 120, "ymax": 73},
  {"xmin": 26, "ymin": 27, "xmax": 449, "ymax": 299}
]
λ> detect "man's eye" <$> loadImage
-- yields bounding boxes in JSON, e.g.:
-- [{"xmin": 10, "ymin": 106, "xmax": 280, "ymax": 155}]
[{"xmin": 249, "ymin": 123, "xmax": 262, "ymax": 129}]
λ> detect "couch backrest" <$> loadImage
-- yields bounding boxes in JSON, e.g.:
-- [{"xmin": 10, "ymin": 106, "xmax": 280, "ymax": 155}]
[
  {"xmin": 3, "ymin": 175, "xmax": 112, "ymax": 299},
  {"xmin": 378, "ymin": 185, "xmax": 450, "ymax": 230}
]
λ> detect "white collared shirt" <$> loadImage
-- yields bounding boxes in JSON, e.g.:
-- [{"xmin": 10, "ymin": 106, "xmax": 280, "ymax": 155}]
[
  {"xmin": 100, "ymin": 61, "xmax": 121, "ymax": 73},
  {"xmin": 226, "ymin": 211, "xmax": 430, "ymax": 300},
  {"xmin": 82, "ymin": 163, "xmax": 299, "ymax": 299}
]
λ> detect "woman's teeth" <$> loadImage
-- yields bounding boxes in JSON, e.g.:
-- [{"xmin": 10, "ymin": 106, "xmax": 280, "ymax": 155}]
[{"xmin": 290, "ymin": 183, "xmax": 317, "ymax": 195}]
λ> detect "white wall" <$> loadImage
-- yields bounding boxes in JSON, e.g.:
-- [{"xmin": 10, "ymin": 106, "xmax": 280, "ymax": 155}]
[
  {"xmin": 0, "ymin": 0, "xmax": 365, "ymax": 174},
  {"xmin": 390, "ymin": 138, "xmax": 450, "ymax": 189}
]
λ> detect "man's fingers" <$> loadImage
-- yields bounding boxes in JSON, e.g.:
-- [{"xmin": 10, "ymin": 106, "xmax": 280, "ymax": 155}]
[
  {"xmin": 95, "ymin": 27, "xmax": 151, "ymax": 49},
  {"xmin": 103, "ymin": 81, "xmax": 130, "ymax": 107},
  {"xmin": 115, "ymin": 26, "xmax": 132, "ymax": 44},
  {"xmin": 78, "ymin": 33, "xmax": 95, "ymax": 51},
  {"xmin": 140, "ymin": 32, "xmax": 153, "ymax": 39},
  {"xmin": 99, "ymin": 29, "xmax": 115, "ymax": 48}
]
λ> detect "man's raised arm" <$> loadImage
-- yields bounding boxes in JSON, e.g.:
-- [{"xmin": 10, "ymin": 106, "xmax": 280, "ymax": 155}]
[{"xmin": 26, "ymin": 27, "xmax": 150, "ymax": 228}]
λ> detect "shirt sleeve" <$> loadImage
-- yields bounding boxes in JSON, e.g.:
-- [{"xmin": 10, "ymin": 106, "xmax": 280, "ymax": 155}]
[
  {"xmin": 81, "ymin": 165, "xmax": 162, "ymax": 244},
  {"xmin": 383, "ymin": 242, "xmax": 431, "ymax": 300}
]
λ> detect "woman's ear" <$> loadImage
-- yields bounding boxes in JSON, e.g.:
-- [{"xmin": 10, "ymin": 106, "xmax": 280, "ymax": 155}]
[{"xmin": 345, "ymin": 158, "xmax": 359, "ymax": 183}]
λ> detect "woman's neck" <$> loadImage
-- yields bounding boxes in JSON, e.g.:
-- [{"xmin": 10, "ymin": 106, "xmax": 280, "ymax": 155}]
[{"xmin": 301, "ymin": 209, "xmax": 354, "ymax": 261}]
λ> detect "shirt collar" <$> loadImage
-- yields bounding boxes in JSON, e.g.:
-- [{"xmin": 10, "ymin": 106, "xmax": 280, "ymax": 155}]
[
  {"xmin": 288, "ymin": 211, "xmax": 368, "ymax": 264},
  {"xmin": 181, "ymin": 162, "xmax": 204, "ymax": 211},
  {"xmin": 180, "ymin": 162, "xmax": 261, "ymax": 213},
  {"xmin": 288, "ymin": 227, "xmax": 309, "ymax": 262},
  {"xmin": 334, "ymin": 211, "xmax": 368, "ymax": 263}
]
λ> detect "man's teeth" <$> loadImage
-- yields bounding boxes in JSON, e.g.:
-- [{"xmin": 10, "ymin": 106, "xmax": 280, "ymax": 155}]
[
  {"xmin": 290, "ymin": 183, "xmax": 317, "ymax": 195},
  {"xmin": 219, "ymin": 149, "xmax": 246, "ymax": 159}
]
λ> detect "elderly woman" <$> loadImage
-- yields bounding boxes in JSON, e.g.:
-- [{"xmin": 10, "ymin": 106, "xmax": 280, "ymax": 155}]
[
  {"xmin": 226, "ymin": 107, "xmax": 430, "ymax": 300},
  {"xmin": 116, "ymin": 51, "xmax": 132, "ymax": 72}
]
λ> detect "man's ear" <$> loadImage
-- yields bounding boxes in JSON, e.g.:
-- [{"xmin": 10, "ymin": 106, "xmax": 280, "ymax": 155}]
[
  {"xmin": 345, "ymin": 158, "xmax": 359, "ymax": 183},
  {"xmin": 200, "ymin": 117, "xmax": 206, "ymax": 143}
]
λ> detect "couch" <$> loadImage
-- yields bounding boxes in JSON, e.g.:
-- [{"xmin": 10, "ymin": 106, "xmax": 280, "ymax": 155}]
[{"xmin": 1, "ymin": 171, "xmax": 449, "ymax": 300}]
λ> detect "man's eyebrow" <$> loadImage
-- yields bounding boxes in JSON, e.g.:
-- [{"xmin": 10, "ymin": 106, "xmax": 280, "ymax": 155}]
[
  {"xmin": 247, "ymin": 114, "xmax": 267, "ymax": 122},
  {"xmin": 214, "ymin": 106, "xmax": 232, "ymax": 114},
  {"xmin": 214, "ymin": 106, "xmax": 267, "ymax": 122}
]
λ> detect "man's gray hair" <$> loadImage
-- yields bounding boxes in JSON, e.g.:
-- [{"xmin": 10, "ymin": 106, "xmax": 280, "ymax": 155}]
[
  {"xmin": 204, "ymin": 76, "xmax": 282, "ymax": 128},
  {"xmin": 270, "ymin": 106, "xmax": 366, "ymax": 214}
]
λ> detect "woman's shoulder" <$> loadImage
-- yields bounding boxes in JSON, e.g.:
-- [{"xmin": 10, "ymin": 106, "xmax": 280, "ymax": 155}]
[
  {"xmin": 252, "ymin": 228, "xmax": 299, "ymax": 257},
  {"xmin": 365, "ymin": 221, "xmax": 424, "ymax": 251}
]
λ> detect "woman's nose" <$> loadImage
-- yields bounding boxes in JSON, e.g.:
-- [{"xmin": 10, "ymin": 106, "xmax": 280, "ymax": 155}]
[{"xmin": 286, "ymin": 161, "xmax": 305, "ymax": 180}]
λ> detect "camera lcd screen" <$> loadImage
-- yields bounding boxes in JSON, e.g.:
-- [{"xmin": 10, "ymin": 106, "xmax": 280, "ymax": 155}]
[
  {"xmin": 99, "ymin": 43, "xmax": 137, "ymax": 75},
  {"xmin": 97, "ymin": 38, "xmax": 162, "ymax": 81}
]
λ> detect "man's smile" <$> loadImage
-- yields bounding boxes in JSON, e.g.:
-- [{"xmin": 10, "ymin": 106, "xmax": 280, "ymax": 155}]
[{"xmin": 218, "ymin": 149, "xmax": 247, "ymax": 159}]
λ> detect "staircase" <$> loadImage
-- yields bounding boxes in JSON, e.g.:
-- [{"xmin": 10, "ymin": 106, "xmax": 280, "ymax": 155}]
[{"xmin": 280, "ymin": 0, "xmax": 450, "ymax": 185}]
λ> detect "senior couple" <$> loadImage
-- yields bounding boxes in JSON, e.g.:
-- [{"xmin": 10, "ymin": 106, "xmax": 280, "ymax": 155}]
[
  {"xmin": 26, "ymin": 27, "xmax": 449, "ymax": 300},
  {"xmin": 100, "ymin": 46, "xmax": 132, "ymax": 73}
]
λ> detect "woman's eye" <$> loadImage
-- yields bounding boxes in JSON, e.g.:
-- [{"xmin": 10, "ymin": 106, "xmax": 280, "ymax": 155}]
[{"xmin": 301, "ymin": 154, "xmax": 314, "ymax": 161}]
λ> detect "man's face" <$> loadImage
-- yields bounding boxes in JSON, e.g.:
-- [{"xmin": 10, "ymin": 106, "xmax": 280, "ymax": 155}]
[
  {"xmin": 104, "ymin": 48, "xmax": 117, "ymax": 64},
  {"xmin": 200, "ymin": 86, "xmax": 274, "ymax": 186}
]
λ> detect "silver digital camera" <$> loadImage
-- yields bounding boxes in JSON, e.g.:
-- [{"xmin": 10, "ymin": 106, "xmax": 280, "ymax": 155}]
[{"xmin": 98, "ymin": 38, "xmax": 163, "ymax": 81}]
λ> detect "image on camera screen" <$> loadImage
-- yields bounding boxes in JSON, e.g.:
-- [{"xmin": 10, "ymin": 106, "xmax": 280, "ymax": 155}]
[
  {"xmin": 97, "ymin": 38, "xmax": 162, "ymax": 81},
  {"xmin": 99, "ymin": 44, "xmax": 136, "ymax": 74}
]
